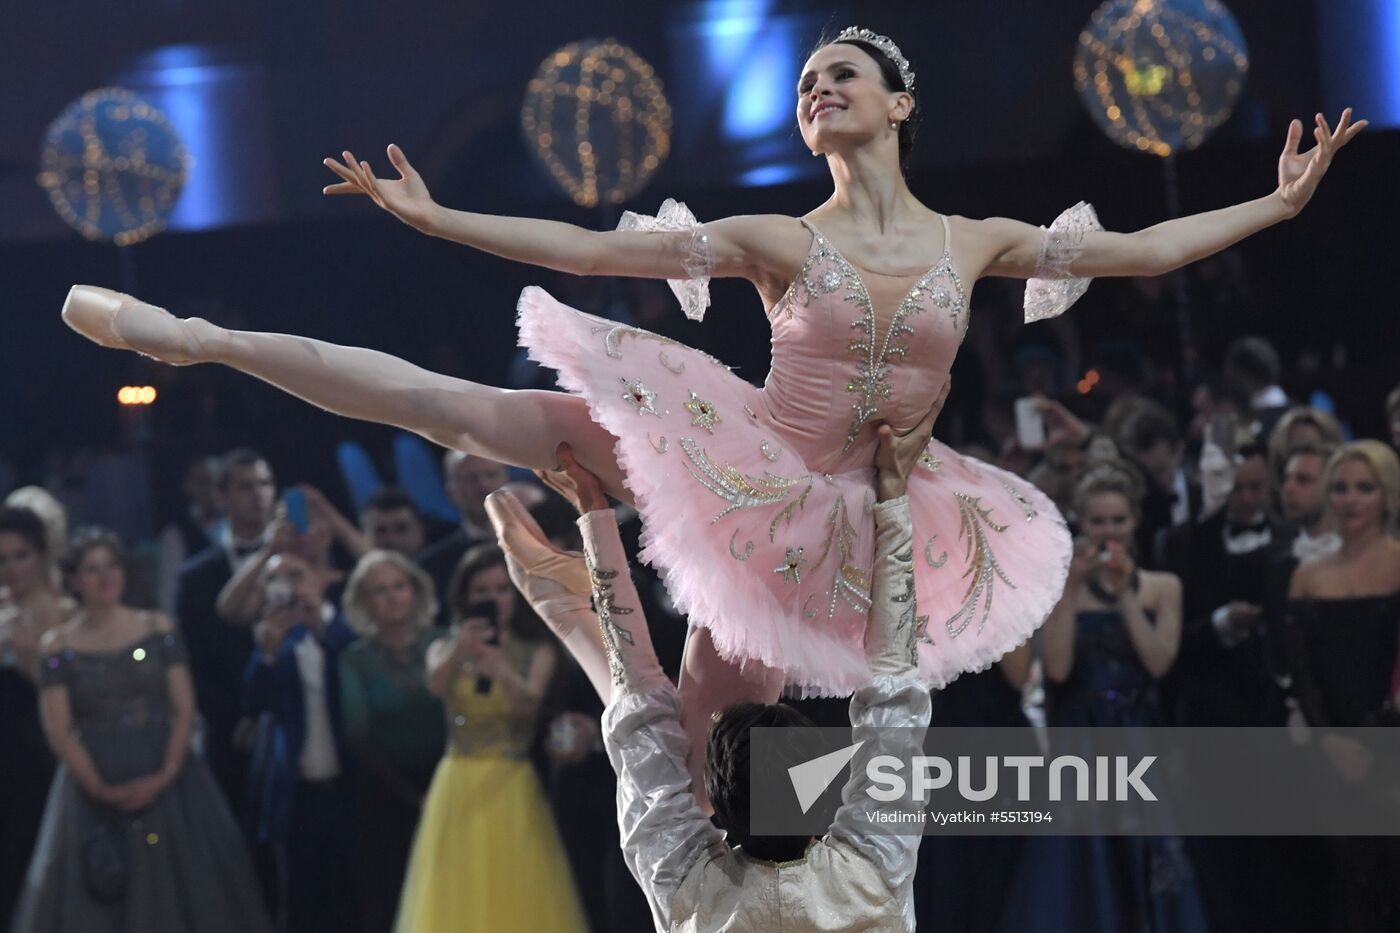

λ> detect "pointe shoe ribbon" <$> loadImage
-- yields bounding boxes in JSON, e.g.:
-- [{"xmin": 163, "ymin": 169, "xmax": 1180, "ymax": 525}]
[
  {"xmin": 486, "ymin": 489, "xmax": 594, "ymax": 636},
  {"xmin": 62, "ymin": 285, "xmax": 202, "ymax": 365}
]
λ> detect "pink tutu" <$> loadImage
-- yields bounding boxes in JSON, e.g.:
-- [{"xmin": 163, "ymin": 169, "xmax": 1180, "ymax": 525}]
[{"xmin": 518, "ymin": 203, "xmax": 1094, "ymax": 695}]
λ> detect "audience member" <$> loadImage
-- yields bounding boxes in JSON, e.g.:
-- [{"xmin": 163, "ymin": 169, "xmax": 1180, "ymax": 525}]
[
  {"xmin": 395, "ymin": 543, "xmax": 586, "ymax": 932},
  {"xmin": 0, "ymin": 507, "xmax": 72, "ymax": 925},
  {"xmin": 338, "ymin": 550, "xmax": 443, "ymax": 933},
  {"xmin": 1285, "ymin": 440, "xmax": 1400, "ymax": 933},
  {"xmin": 154, "ymin": 456, "xmax": 223, "ymax": 615},
  {"xmin": 1266, "ymin": 406, "xmax": 1345, "ymax": 484},
  {"xmin": 177, "ymin": 448, "xmax": 277, "ymax": 808},
  {"xmin": 1163, "ymin": 443, "xmax": 1285, "ymax": 726},
  {"xmin": 14, "ymin": 528, "xmax": 270, "ymax": 932},
  {"xmin": 359, "ymin": 487, "xmax": 427, "ymax": 557},
  {"xmin": 1115, "ymin": 401, "xmax": 1197, "ymax": 563},
  {"xmin": 418, "ymin": 452, "xmax": 508, "ymax": 622},
  {"xmin": 244, "ymin": 550, "xmax": 359, "ymax": 933},
  {"xmin": 1225, "ymin": 335, "xmax": 1291, "ymax": 439}
]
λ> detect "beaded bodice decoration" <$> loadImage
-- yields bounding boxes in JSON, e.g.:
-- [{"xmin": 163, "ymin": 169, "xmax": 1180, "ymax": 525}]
[{"xmin": 766, "ymin": 215, "xmax": 968, "ymax": 464}]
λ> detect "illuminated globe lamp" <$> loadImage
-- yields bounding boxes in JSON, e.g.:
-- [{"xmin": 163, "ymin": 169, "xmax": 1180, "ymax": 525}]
[
  {"xmin": 1074, "ymin": 0, "xmax": 1249, "ymax": 157},
  {"xmin": 37, "ymin": 87, "xmax": 190, "ymax": 246},
  {"xmin": 521, "ymin": 39, "xmax": 672, "ymax": 209}
]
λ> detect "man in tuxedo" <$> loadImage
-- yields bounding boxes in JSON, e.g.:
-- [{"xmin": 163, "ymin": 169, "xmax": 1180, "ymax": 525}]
[
  {"xmin": 1117, "ymin": 403, "xmax": 1200, "ymax": 567},
  {"xmin": 1261, "ymin": 443, "xmax": 1340, "ymax": 708},
  {"xmin": 418, "ymin": 451, "xmax": 508, "ymax": 622},
  {"xmin": 244, "ymin": 551, "xmax": 358, "ymax": 933},
  {"xmin": 176, "ymin": 448, "xmax": 277, "ymax": 809},
  {"xmin": 1163, "ymin": 443, "xmax": 1285, "ymax": 727}
]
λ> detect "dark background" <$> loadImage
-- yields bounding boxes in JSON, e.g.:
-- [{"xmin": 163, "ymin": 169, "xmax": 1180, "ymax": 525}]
[{"xmin": 2, "ymin": 0, "xmax": 1395, "ymax": 523}]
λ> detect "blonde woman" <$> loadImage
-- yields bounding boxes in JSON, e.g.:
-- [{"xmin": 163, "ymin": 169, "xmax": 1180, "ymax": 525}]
[{"xmin": 338, "ymin": 550, "xmax": 444, "ymax": 933}]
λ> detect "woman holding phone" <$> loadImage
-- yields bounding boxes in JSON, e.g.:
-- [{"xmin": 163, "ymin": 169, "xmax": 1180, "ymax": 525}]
[{"xmin": 395, "ymin": 543, "xmax": 585, "ymax": 932}]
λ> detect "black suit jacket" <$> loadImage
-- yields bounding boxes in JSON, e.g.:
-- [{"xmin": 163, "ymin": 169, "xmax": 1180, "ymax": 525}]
[
  {"xmin": 1161, "ymin": 510, "xmax": 1287, "ymax": 726},
  {"xmin": 176, "ymin": 544, "xmax": 254, "ymax": 798}
]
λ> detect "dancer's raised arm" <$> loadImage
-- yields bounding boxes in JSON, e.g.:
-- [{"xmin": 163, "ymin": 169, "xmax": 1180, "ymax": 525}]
[
  {"xmin": 975, "ymin": 109, "xmax": 1366, "ymax": 281},
  {"xmin": 324, "ymin": 144, "xmax": 798, "ymax": 282}
]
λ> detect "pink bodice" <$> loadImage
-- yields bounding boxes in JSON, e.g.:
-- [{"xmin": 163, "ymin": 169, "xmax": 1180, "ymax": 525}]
[{"xmin": 761, "ymin": 216, "xmax": 968, "ymax": 475}]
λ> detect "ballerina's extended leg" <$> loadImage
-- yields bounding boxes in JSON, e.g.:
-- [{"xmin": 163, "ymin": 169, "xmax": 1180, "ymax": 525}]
[{"xmin": 61, "ymin": 286, "xmax": 630, "ymax": 499}]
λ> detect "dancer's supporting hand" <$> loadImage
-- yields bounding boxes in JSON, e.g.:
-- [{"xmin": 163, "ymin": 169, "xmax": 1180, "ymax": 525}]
[
  {"xmin": 1276, "ymin": 108, "xmax": 1367, "ymax": 216},
  {"xmin": 536, "ymin": 443, "xmax": 609, "ymax": 516},
  {"xmin": 872, "ymin": 380, "xmax": 951, "ymax": 502},
  {"xmin": 323, "ymin": 144, "xmax": 438, "ymax": 232}
]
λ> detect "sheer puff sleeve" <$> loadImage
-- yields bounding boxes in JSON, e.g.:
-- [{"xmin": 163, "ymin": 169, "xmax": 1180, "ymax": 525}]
[
  {"xmin": 1022, "ymin": 201, "xmax": 1104, "ymax": 324},
  {"xmin": 616, "ymin": 198, "xmax": 714, "ymax": 322}
]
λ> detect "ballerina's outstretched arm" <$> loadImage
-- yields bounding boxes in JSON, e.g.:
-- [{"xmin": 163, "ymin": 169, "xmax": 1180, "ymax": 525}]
[
  {"xmin": 61, "ymin": 287, "xmax": 632, "ymax": 499},
  {"xmin": 971, "ymin": 109, "xmax": 1367, "ymax": 281},
  {"xmin": 322, "ymin": 145, "xmax": 807, "ymax": 288}
]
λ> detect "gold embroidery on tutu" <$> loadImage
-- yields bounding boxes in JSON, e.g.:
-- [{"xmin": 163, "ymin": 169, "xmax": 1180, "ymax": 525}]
[
  {"xmin": 768, "ymin": 484, "xmax": 813, "ymax": 542},
  {"xmin": 678, "ymin": 436, "xmax": 809, "ymax": 522},
  {"xmin": 684, "ymin": 391, "xmax": 721, "ymax": 434},
  {"xmin": 761, "ymin": 440, "xmax": 783, "ymax": 462},
  {"xmin": 594, "ymin": 322, "xmax": 729, "ymax": 371},
  {"xmin": 945, "ymin": 493, "xmax": 1016, "ymax": 639},
  {"xmin": 808, "ymin": 496, "xmax": 873, "ymax": 618},
  {"xmin": 919, "ymin": 447, "xmax": 943, "ymax": 473}
]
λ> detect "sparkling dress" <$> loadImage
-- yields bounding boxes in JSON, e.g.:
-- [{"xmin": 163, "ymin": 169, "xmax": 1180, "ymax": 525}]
[
  {"xmin": 518, "ymin": 203, "xmax": 1098, "ymax": 694},
  {"xmin": 392, "ymin": 639, "xmax": 587, "ymax": 933},
  {"xmin": 12, "ymin": 622, "xmax": 271, "ymax": 932}
]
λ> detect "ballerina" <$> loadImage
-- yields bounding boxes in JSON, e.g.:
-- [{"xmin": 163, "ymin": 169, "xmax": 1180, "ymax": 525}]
[{"xmin": 61, "ymin": 28, "xmax": 1366, "ymax": 801}]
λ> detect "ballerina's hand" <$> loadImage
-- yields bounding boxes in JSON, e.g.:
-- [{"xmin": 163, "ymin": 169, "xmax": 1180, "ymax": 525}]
[
  {"xmin": 322, "ymin": 144, "xmax": 437, "ymax": 231},
  {"xmin": 1276, "ymin": 109, "xmax": 1366, "ymax": 216}
]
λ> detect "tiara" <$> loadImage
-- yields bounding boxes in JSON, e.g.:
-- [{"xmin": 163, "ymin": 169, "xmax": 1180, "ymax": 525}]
[{"xmin": 833, "ymin": 27, "xmax": 916, "ymax": 92}]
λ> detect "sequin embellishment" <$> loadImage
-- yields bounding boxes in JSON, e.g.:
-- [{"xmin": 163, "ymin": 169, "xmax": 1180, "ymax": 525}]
[
  {"xmin": 586, "ymin": 563, "xmax": 636, "ymax": 687},
  {"xmin": 924, "ymin": 535, "xmax": 949, "ymax": 569},
  {"xmin": 621, "ymin": 378, "xmax": 661, "ymax": 416},
  {"xmin": 728, "ymin": 530, "xmax": 754, "ymax": 562},
  {"xmin": 679, "ymin": 437, "xmax": 809, "ymax": 522},
  {"xmin": 1002, "ymin": 480, "xmax": 1039, "ymax": 521},
  {"xmin": 684, "ymin": 391, "xmax": 721, "ymax": 434},
  {"xmin": 773, "ymin": 547, "xmax": 807, "ymax": 584}
]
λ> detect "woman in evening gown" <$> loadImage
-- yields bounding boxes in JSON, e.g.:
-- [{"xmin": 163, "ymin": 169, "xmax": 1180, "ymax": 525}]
[
  {"xmin": 1285, "ymin": 440, "xmax": 1400, "ymax": 933},
  {"xmin": 1000, "ymin": 462, "xmax": 1210, "ymax": 933},
  {"xmin": 394, "ymin": 544, "xmax": 586, "ymax": 932},
  {"xmin": 0, "ymin": 506, "xmax": 71, "ymax": 927},
  {"xmin": 57, "ymin": 29, "xmax": 1367, "ymax": 798},
  {"xmin": 12, "ymin": 528, "xmax": 270, "ymax": 933}
]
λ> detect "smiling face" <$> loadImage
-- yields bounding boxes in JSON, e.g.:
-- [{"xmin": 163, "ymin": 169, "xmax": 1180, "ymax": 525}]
[
  {"xmin": 796, "ymin": 43, "xmax": 910, "ymax": 157},
  {"xmin": 1328, "ymin": 456, "xmax": 1386, "ymax": 537},
  {"xmin": 361, "ymin": 560, "xmax": 418, "ymax": 630}
]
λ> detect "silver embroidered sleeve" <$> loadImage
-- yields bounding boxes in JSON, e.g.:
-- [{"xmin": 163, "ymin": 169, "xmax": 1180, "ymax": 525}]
[
  {"xmin": 577, "ymin": 510, "xmax": 667, "ymax": 692},
  {"xmin": 1023, "ymin": 201, "xmax": 1104, "ymax": 324},
  {"xmin": 616, "ymin": 197, "xmax": 714, "ymax": 322},
  {"xmin": 867, "ymin": 496, "xmax": 920, "ymax": 676}
]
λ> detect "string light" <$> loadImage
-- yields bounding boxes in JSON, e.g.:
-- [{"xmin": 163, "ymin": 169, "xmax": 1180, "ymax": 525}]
[
  {"xmin": 521, "ymin": 39, "xmax": 672, "ymax": 208},
  {"xmin": 37, "ymin": 88, "xmax": 190, "ymax": 245},
  {"xmin": 1074, "ymin": 0, "xmax": 1248, "ymax": 157}
]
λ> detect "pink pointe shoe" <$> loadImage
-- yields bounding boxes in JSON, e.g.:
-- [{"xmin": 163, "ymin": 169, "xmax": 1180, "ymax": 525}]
[{"xmin": 61, "ymin": 285, "xmax": 209, "ymax": 365}]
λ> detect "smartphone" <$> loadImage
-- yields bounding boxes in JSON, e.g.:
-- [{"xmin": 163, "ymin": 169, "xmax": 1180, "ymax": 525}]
[
  {"xmin": 466, "ymin": 599, "xmax": 500, "ymax": 694},
  {"xmin": 283, "ymin": 488, "xmax": 309, "ymax": 535},
  {"xmin": 1014, "ymin": 397, "xmax": 1046, "ymax": 450}
]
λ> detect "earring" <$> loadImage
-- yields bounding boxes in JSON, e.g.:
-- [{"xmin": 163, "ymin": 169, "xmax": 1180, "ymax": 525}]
[{"xmin": 890, "ymin": 120, "xmax": 899, "ymax": 131}]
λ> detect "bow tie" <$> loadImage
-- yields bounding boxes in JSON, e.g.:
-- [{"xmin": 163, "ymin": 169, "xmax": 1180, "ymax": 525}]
[{"xmin": 1225, "ymin": 520, "xmax": 1270, "ymax": 537}]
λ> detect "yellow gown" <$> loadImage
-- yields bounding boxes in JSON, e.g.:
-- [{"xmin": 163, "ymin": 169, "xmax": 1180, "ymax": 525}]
[{"xmin": 394, "ymin": 640, "xmax": 589, "ymax": 932}]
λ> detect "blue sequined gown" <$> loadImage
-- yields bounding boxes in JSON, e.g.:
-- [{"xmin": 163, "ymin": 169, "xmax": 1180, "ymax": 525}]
[{"xmin": 997, "ymin": 609, "xmax": 1211, "ymax": 933}]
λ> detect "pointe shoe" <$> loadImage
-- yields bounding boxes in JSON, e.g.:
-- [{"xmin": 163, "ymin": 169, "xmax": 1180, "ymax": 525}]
[
  {"xmin": 486, "ymin": 489, "xmax": 597, "ymax": 640},
  {"xmin": 62, "ymin": 285, "xmax": 206, "ymax": 365}
]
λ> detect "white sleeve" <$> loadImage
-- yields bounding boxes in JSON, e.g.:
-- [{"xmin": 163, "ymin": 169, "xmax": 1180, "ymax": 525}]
[
  {"xmin": 1023, "ymin": 201, "xmax": 1104, "ymax": 323},
  {"xmin": 616, "ymin": 198, "xmax": 714, "ymax": 322}
]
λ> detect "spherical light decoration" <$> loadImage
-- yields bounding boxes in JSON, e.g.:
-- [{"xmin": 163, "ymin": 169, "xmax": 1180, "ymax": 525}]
[
  {"xmin": 1074, "ymin": 0, "xmax": 1248, "ymax": 157},
  {"xmin": 521, "ymin": 38, "xmax": 672, "ymax": 208},
  {"xmin": 37, "ymin": 87, "xmax": 190, "ymax": 246}
]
